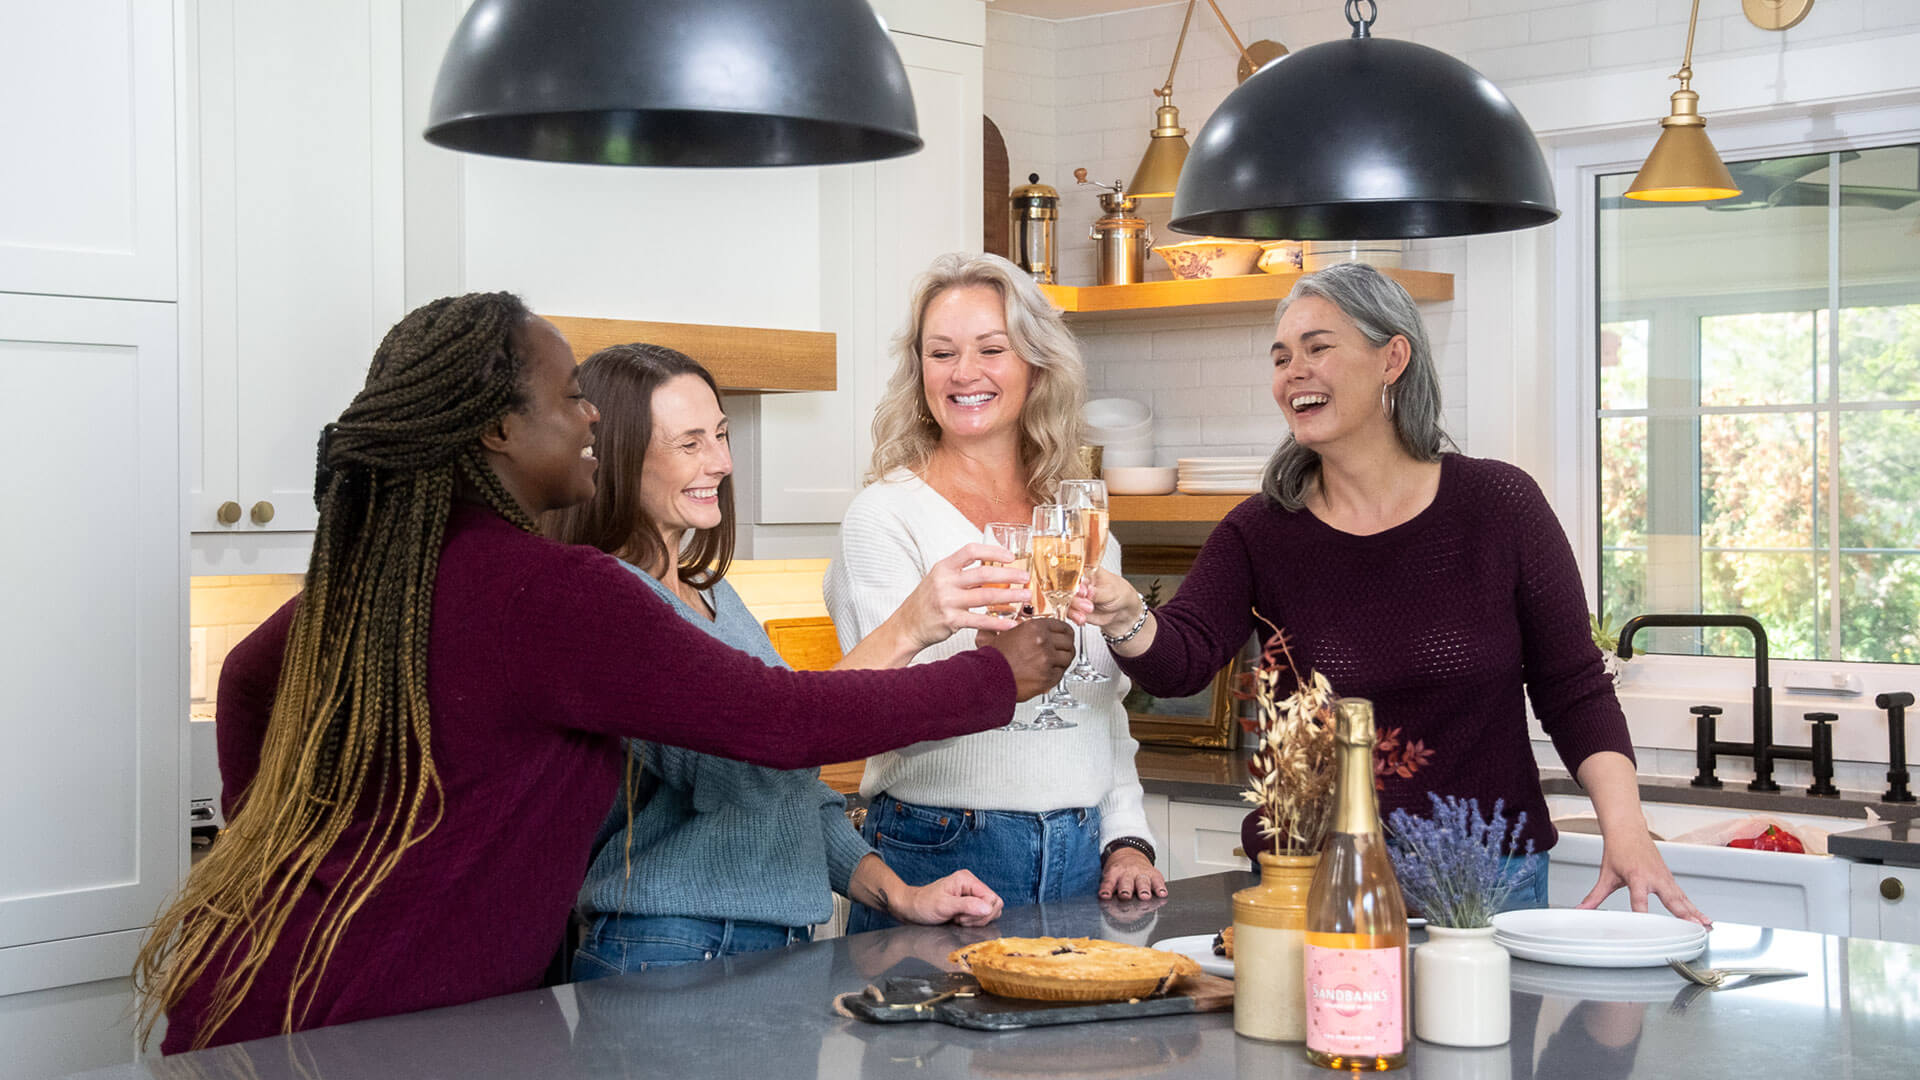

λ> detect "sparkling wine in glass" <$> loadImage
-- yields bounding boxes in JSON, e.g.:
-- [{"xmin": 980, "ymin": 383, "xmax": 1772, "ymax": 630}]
[
  {"xmin": 1027, "ymin": 504, "xmax": 1084, "ymax": 729},
  {"xmin": 981, "ymin": 522, "xmax": 1032, "ymax": 619},
  {"xmin": 1057, "ymin": 479, "xmax": 1110, "ymax": 683},
  {"xmin": 981, "ymin": 522, "xmax": 1039, "ymax": 731}
]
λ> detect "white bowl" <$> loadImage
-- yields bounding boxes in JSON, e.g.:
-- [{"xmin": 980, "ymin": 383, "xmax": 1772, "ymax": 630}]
[
  {"xmin": 1098, "ymin": 431, "xmax": 1155, "ymax": 453},
  {"xmin": 1101, "ymin": 446, "xmax": 1156, "ymax": 469},
  {"xmin": 1103, "ymin": 465, "xmax": 1177, "ymax": 495},
  {"xmin": 1302, "ymin": 239, "xmax": 1406, "ymax": 272},
  {"xmin": 1085, "ymin": 396, "xmax": 1151, "ymax": 429}
]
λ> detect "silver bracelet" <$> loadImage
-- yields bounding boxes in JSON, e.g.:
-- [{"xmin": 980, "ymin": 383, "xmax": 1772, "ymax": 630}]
[{"xmin": 1101, "ymin": 600, "xmax": 1151, "ymax": 645}]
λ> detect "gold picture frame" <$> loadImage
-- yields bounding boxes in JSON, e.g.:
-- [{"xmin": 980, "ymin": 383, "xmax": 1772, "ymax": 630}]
[{"xmin": 1119, "ymin": 545, "xmax": 1248, "ymax": 750}]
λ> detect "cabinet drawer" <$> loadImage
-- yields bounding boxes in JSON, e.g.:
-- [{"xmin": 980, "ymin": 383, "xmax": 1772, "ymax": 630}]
[
  {"xmin": 1852, "ymin": 864, "xmax": 1920, "ymax": 945},
  {"xmin": 1166, "ymin": 800, "xmax": 1250, "ymax": 881}
]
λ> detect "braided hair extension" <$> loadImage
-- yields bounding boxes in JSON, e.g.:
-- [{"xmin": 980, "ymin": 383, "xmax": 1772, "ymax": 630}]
[{"xmin": 134, "ymin": 293, "xmax": 539, "ymax": 1049}]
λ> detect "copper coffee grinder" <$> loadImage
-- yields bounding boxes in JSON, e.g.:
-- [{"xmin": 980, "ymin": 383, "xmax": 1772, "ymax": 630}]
[
  {"xmin": 1074, "ymin": 168, "xmax": 1151, "ymax": 285},
  {"xmin": 1008, "ymin": 173, "xmax": 1059, "ymax": 284}
]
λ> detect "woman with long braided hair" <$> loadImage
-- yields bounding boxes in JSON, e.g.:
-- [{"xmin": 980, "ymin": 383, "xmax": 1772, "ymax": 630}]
[{"xmin": 136, "ymin": 293, "xmax": 1075, "ymax": 1052}]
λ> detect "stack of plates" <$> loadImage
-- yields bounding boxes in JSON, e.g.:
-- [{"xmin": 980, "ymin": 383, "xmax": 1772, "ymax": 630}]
[
  {"xmin": 1490, "ymin": 909, "xmax": 1707, "ymax": 969},
  {"xmin": 1177, "ymin": 456, "xmax": 1265, "ymax": 495}
]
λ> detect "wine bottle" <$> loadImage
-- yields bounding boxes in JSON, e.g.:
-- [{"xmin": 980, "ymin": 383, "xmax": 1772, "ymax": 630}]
[{"xmin": 1303, "ymin": 698, "xmax": 1410, "ymax": 1071}]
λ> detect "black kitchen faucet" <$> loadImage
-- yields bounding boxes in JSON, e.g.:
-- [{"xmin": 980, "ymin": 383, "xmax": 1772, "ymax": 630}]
[{"xmin": 1616, "ymin": 614, "xmax": 1835, "ymax": 796}]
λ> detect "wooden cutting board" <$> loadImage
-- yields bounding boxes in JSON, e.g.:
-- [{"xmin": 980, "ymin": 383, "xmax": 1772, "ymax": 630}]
[
  {"xmin": 983, "ymin": 115, "xmax": 1010, "ymax": 258},
  {"xmin": 835, "ymin": 970, "xmax": 1233, "ymax": 1031}
]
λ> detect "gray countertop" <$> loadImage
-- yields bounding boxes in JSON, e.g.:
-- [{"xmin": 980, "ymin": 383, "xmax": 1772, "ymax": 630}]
[{"xmin": 78, "ymin": 872, "xmax": 1920, "ymax": 1080}]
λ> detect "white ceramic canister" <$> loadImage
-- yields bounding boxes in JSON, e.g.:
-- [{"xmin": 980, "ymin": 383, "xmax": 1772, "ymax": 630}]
[{"xmin": 1414, "ymin": 926, "xmax": 1511, "ymax": 1047}]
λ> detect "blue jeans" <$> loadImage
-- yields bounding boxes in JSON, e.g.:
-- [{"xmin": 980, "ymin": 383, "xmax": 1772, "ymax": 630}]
[
  {"xmin": 847, "ymin": 796, "xmax": 1102, "ymax": 934},
  {"xmin": 1499, "ymin": 853, "xmax": 1551, "ymax": 911},
  {"xmin": 571, "ymin": 914, "xmax": 813, "ymax": 981}
]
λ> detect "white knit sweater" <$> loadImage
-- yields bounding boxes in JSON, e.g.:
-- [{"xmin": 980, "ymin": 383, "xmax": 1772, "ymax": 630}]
[{"xmin": 823, "ymin": 469, "xmax": 1153, "ymax": 850}]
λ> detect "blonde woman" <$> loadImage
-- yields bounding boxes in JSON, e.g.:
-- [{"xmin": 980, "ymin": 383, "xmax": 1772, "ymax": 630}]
[{"xmin": 825, "ymin": 253, "xmax": 1164, "ymax": 933}]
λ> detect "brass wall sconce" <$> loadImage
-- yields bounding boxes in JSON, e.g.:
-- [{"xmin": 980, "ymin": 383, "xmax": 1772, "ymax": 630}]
[{"xmin": 1127, "ymin": 0, "xmax": 1286, "ymax": 199}]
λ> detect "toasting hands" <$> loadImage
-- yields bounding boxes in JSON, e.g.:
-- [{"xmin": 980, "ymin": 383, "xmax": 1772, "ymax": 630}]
[{"xmin": 979, "ymin": 618, "xmax": 1077, "ymax": 700}]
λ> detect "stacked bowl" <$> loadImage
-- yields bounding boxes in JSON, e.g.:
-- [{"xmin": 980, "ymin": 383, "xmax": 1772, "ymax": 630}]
[{"xmin": 1084, "ymin": 397, "xmax": 1154, "ymax": 467}]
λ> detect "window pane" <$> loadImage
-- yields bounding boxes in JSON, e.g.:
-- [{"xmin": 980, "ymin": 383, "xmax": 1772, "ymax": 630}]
[
  {"xmin": 1600, "ymin": 320, "xmax": 1648, "ymax": 410},
  {"xmin": 1596, "ymin": 143, "xmax": 1920, "ymax": 665},
  {"xmin": 1838, "ymin": 145, "xmax": 1920, "ymax": 402},
  {"xmin": 1700, "ymin": 311, "xmax": 1817, "ymax": 406},
  {"xmin": 1840, "ymin": 555, "xmax": 1920, "ymax": 664}
]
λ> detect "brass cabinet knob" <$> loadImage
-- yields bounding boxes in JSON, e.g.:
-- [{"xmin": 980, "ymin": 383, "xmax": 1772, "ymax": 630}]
[
  {"xmin": 1883, "ymin": 877, "xmax": 1906, "ymax": 902},
  {"xmin": 250, "ymin": 500, "xmax": 275, "ymax": 525},
  {"xmin": 216, "ymin": 501, "xmax": 242, "ymax": 525}
]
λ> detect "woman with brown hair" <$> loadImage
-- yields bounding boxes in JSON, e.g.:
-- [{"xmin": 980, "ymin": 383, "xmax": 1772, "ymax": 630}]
[
  {"xmin": 135, "ymin": 294, "xmax": 1074, "ymax": 1052},
  {"xmin": 547, "ymin": 344, "xmax": 1023, "ymax": 976}
]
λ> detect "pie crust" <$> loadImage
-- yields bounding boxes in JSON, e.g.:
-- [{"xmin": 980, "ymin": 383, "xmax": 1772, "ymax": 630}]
[
  {"xmin": 1212, "ymin": 926, "xmax": 1234, "ymax": 959},
  {"xmin": 949, "ymin": 937, "xmax": 1200, "ymax": 1002}
]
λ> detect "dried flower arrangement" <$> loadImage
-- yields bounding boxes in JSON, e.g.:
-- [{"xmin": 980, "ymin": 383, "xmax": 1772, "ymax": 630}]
[
  {"xmin": 1237, "ymin": 625, "xmax": 1431, "ymax": 857},
  {"xmin": 1386, "ymin": 794, "xmax": 1540, "ymax": 929}
]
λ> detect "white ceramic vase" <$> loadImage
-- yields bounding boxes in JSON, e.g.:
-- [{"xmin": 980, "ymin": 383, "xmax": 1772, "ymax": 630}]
[{"xmin": 1414, "ymin": 926, "xmax": 1510, "ymax": 1047}]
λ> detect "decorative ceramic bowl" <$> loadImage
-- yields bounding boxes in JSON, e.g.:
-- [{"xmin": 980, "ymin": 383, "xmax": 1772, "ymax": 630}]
[
  {"xmin": 1103, "ymin": 466, "xmax": 1177, "ymax": 495},
  {"xmin": 1257, "ymin": 241, "xmax": 1303, "ymax": 274},
  {"xmin": 1153, "ymin": 238, "xmax": 1261, "ymax": 280}
]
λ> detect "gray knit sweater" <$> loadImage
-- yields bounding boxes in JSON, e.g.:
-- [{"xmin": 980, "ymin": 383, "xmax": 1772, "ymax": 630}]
[{"xmin": 575, "ymin": 565, "xmax": 872, "ymax": 928}]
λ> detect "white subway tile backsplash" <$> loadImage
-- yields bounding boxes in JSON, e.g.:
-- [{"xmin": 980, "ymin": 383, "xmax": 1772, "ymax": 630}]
[
  {"xmin": 1151, "ymin": 323, "xmax": 1254, "ymax": 359},
  {"xmin": 1528, "ymin": 0, "xmax": 1656, "ymax": 45},
  {"xmin": 1154, "ymin": 416, "xmax": 1204, "ymax": 446},
  {"xmin": 1079, "ymin": 330, "xmax": 1155, "ymax": 364},
  {"xmin": 1203, "ymin": 413, "xmax": 1286, "ymax": 446},
  {"xmin": 1156, "ymin": 386, "xmax": 1249, "ymax": 418},
  {"xmin": 1457, "ymin": 34, "xmax": 1590, "ymax": 84},
  {"xmin": 1204, "ymin": 356, "xmax": 1269, "ymax": 387},
  {"xmin": 1414, "ymin": 14, "xmax": 1531, "ymax": 54},
  {"xmin": 1586, "ymin": 21, "xmax": 1718, "ymax": 72}
]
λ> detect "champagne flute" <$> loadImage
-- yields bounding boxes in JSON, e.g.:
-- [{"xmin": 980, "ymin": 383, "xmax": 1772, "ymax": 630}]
[
  {"xmin": 982, "ymin": 522, "xmax": 1041, "ymax": 734},
  {"xmin": 1028, "ymin": 504, "xmax": 1084, "ymax": 730},
  {"xmin": 1057, "ymin": 479, "xmax": 1110, "ymax": 683}
]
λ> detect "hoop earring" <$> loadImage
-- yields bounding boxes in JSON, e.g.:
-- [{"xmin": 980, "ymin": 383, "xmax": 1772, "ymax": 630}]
[{"xmin": 1381, "ymin": 384, "xmax": 1396, "ymax": 421}]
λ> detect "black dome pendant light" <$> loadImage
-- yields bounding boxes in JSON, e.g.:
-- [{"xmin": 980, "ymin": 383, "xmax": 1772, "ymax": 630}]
[
  {"xmin": 1169, "ymin": 0, "xmax": 1559, "ymax": 240},
  {"xmin": 425, "ymin": 0, "xmax": 922, "ymax": 167}
]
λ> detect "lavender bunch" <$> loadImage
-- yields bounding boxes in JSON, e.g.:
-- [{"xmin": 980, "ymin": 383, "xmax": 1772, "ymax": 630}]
[{"xmin": 1387, "ymin": 794, "xmax": 1539, "ymax": 929}]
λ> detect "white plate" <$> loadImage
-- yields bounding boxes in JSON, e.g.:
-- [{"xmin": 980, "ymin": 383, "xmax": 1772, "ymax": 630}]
[
  {"xmin": 1497, "ymin": 935, "xmax": 1705, "ymax": 968},
  {"xmin": 1510, "ymin": 964, "xmax": 1684, "ymax": 1002},
  {"xmin": 1151, "ymin": 934, "xmax": 1234, "ymax": 978},
  {"xmin": 1490, "ymin": 909, "xmax": 1707, "ymax": 947},
  {"xmin": 1493, "ymin": 933, "xmax": 1702, "ymax": 961},
  {"xmin": 1177, "ymin": 456, "xmax": 1267, "ymax": 466},
  {"xmin": 1177, "ymin": 482, "xmax": 1260, "ymax": 494}
]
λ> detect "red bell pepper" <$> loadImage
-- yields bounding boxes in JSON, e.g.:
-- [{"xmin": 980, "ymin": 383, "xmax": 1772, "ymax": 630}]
[{"xmin": 1727, "ymin": 825, "xmax": 1805, "ymax": 853}]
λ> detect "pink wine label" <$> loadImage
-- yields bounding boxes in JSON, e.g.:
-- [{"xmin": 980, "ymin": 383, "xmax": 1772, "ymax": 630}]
[{"xmin": 1305, "ymin": 944, "xmax": 1404, "ymax": 1057}]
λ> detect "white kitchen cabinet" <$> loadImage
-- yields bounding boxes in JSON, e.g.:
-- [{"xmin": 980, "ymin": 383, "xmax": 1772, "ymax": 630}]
[
  {"xmin": 0, "ymin": 0, "xmax": 177, "ymax": 301},
  {"xmin": 0, "ymin": 293, "xmax": 184, "ymax": 990},
  {"xmin": 185, "ymin": 0, "xmax": 407, "ymax": 557},
  {"xmin": 752, "ymin": 15, "xmax": 984, "ymax": 536},
  {"xmin": 1850, "ymin": 863, "xmax": 1920, "ymax": 945},
  {"xmin": 1166, "ymin": 799, "xmax": 1253, "ymax": 881}
]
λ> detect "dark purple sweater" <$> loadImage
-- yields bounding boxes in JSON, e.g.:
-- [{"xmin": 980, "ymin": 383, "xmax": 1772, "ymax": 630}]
[
  {"xmin": 1121, "ymin": 455, "xmax": 1632, "ymax": 857},
  {"xmin": 167, "ymin": 503, "xmax": 1015, "ymax": 1053}
]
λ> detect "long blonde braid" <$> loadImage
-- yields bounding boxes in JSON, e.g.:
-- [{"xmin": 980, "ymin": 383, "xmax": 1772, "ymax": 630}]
[{"xmin": 134, "ymin": 293, "xmax": 538, "ymax": 1049}]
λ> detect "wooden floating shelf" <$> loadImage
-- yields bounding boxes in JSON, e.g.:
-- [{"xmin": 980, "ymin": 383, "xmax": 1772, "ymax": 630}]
[
  {"xmin": 1110, "ymin": 492, "xmax": 1255, "ymax": 523},
  {"xmin": 1039, "ymin": 268, "xmax": 1452, "ymax": 318},
  {"xmin": 543, "ymin": 314, "xmax": 836, "ymax": 394}
]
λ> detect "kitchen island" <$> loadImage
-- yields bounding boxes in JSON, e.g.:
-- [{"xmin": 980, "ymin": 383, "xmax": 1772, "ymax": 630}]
[{"xmin": 74, "ymin": 872, "xmax": 1917, "ymax": 1080}]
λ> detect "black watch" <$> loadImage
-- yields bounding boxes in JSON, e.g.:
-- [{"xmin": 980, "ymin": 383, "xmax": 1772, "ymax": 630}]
[{"xmin": 1102, "ymin": 836, "xmax": 1156, "ymax": 866}]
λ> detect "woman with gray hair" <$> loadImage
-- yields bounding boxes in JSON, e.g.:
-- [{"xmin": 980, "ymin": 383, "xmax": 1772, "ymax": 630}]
[
  {"xmin": 826, "ymin": 252, "xmax": 1165, "ymax": 932},
  {"xmin": 1082, "ymin": 262, "xmax": 1706, "ymax": 925}
]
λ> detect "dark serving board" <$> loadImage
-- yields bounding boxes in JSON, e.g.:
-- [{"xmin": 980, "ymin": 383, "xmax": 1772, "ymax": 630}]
[{"xmin": 835, "ymin": 970, "xmax": 1234, "ymax": 1031}]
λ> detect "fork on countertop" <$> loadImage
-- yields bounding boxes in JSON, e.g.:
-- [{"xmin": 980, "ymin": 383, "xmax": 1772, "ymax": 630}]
[{"xmin": 1667, "ymin": 957, "xmax": 1806, "ymax": 988}]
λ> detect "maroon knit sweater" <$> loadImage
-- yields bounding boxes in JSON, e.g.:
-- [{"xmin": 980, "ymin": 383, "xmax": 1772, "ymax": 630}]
[
  {"xmin": 1120, "ymin": 455, "xmax": 1632, "ymax": 857},
  {"xmin": 165, "ymin": 503, "xmax": 1014, "ymax": 1053}
]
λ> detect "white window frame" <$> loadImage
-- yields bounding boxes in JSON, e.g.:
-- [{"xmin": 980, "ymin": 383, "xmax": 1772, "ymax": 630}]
[{"xmin": 1551, "ymin": 100, "xmax": 1920, "ymax": 707}]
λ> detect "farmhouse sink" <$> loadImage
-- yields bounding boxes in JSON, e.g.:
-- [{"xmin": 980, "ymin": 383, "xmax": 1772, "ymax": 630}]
[{"xmin": 1543, "ymin": 795, "xmax": 1869, "ymax": 934}]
